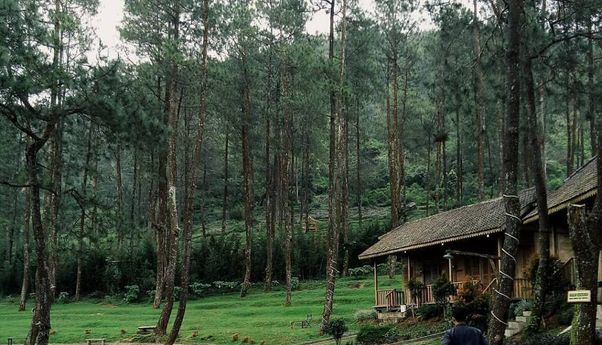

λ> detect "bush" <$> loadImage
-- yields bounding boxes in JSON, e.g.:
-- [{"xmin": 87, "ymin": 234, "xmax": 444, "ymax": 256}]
[
  {"xmin": 323, "ymin": 319, "xmax": 348, "ymax": 345},
  {"xmin": 56, "ymin": 291, "xmax": 70, "ymax": 304},
  {"xmin": 506, "ymin": 332, "xmax": 569, "ymax": 345},
  {"xmin": 354, "ymin": 309, "xmax": 377, "ymax": 323},
  {"xmin": 123, "ymin": 285, "xmax": 140, "ymax": 304},
  {"xmin": 348, "ymin": 265, "xmax": 373, "ymax": 277},
  {"xmin": 291, "ymin": 277, "xmax": 300, "ymax": 291},
  {"xmin": 190, "ymin": 282, "xmax": 211, "ymax": 297},
  {"xmin": 454, "ymin": 293, "xmax": 491, "ymax": 332},
  {"xmin": 557, "ymin": 305, "xmax": 574, "ymax": 326},
  {"xmin": 457, "ymin": 281, "xmax": 478, "ymax": 303},
  {"xmin": 416, "ymin": 304, "xmax": 442, "ymax": 320},
  {"xmin": 513, "ymin": 299, "xmax": 532, "ymax": 318},
  {"xmin": 407, "ymin": 279, "xmax": 425, "ymax": 304},
  {"xmin": 433, "ymin": 277, "xmax": 456, "ymax": 304},
  {"xmin": 356, "ymin": 324, "xmax": 401, "ymax": 345}
]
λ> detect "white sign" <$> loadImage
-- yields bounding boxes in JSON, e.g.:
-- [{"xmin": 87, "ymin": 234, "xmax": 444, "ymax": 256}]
[{"xmin": 568, "ymin": 290, "xmax": 592, "ymax": 303}]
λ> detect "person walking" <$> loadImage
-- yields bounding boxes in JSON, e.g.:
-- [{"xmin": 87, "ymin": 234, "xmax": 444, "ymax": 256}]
[{"xmin": 442, "ymin": 306, "xmax": 489, "ymax": 345}]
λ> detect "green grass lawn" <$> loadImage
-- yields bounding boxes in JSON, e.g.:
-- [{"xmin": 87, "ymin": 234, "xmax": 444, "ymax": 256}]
[{"xmin": 1, "ymin": 275, "xmax": 403, "ymax": 345}]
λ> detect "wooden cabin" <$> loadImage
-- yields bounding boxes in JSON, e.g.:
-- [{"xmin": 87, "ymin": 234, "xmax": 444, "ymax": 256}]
[{"xmin": 359, "ymin": 157, "xmax": 599, "ymax": 313}]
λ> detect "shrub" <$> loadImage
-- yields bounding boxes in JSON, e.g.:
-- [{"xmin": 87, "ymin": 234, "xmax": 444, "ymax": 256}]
[
  {"xmin": 291, "ymin": 277, "xmax": 300, "ymax": 291},
  {"xmin": 354, "ymin": 309, "xmax": 377, "ymax": 323},
  {"xmin": 123, "ymin": 285, "xmax": 140, "ymax": 304},
  {"xmin": 190, "ymin": 282, "xmax": 211, "ymax": 297},
  {"xmin": 407, "ymin": 279, "xmax": 425, "ymax": 305},
  {"xmin": 416, "ymin": 304, "xmax": 442, "ymax": 320},
  {"xmin": 213, "ymin": 281, "xmax": 239, "ymax": 290},
  {"xmin": 457, "ymin": 281, "xmax": 478, "ymax": 303},
  {"xmin": 433, "ymin": 277, "xmax": 456, "ymax": 304},
  {"xmin": 56, "ymin": 291, "xmax": 70, "ymax": 304},
  {"xmin": 323, "ymin": 319, "xmax": 348, "ymax": 345},
  {"xmin": 506, "ymin": 332, "xmax": 569, "ymax": 345},
  {"xmin": 348, "ymin": 265, "xmax": 373, "ymax": 277},
  {"xmin": 557, "ymin": 305, "xmax": 574, "ymax": 326},
  {"xmin": 513, "ymin": 299, "xmax": 532, "ymax": 318},
  {"xmin": 356, "ymin": 324, "xmax": 400, "ymax": 345},
  {"xmin": 453, "ymin": 293, "xmax": 491, "ymax": 332}
]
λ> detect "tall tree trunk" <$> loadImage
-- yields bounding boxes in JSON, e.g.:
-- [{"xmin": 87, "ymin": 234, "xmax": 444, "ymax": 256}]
[
  {"xmin": 568, "ymin": 205, "xmax": 599, "ymax": 345},
  {"xmin": 47, "ymin": 119, "xmax": 63, "ymax": 299},
  {"xmin": 19, "ymin": 187, "xmax": 31, "ymax": 312},
  {"xmin": 342, "ymin": 100, "xmax": 350, "ymax": 277},
  {"xmin": 156, "ymin": 4, "xmax": 181, "ymax": 335},
  {"xmin": 355, "ymin": 99, "xmax": 363, "ymax": 229},
  {"xmin": 240, "ymin": 46, "xmax": 254, "ymax": 298},
  {"xmin": 566, "ymin": 73, "xmax": 574, "ymax": 177},
  {"xmin": 473, "ymin": 0, "xmax": 485, "ymax": 201},
  {"xmin": 587, "ymin": 16, "xmax": 596, "ymax": 156},
  {"xmin": 166, "ymin": 3, "xmax": 208, "ymax": 340},
  {"xmin": 323, "ymin": 0, "xmax": 338, "ymax": 327},
  {"xmin": 524, "ymin": 58, "xmax": 550, "ymax": 333},
  {"xmin": 391, "ymin": 50, "xmax": 402, "ymax": 226},
  {"xmin": 497, "ymin": 100, "xmax": 505, "ymax": 195},
  {"xmin": 115, "ymin": 145, "xmax": 124, "ymax": 251},
  {"xmin": 455, "ymin": 86, "xmax": 463, "ymax": 205},
  {"xmin": 322, "ymin": 0, "xmax": 347, "ymax": 329},
  {"xmin": 222, "ymin": 130, "xmax": 229, "ymax": 233},
  {"xmin": 264, "ymin": 30, "xmax": 275, "ymax": 291},
  {"xmin": 487, "ymin": 0, "xmax": 523, "ymax": 342},
  {"xmin": 75, "ymin": 121, "xmax": 94, "ymax": 301},
  {"xmin": 282, "ymin": 67, "xmax": 293, "ymax": 306},
  {"xmin": 25, "ymin": 117, "xmax": 58, "ymax": 345}
]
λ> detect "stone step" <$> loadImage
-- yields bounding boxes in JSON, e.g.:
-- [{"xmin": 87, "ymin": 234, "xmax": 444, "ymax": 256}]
[
  {"xmin": 515, "ymin": 316, "xmax": 528, "ymax": 323},
  {"xmin": 507, "ymin": 321, "xmax": 525, "ymax": 331},
  {"xmin": 523, "ymin": 311, "xmax": 532, "ymax": 317},
  {"xmin": 505, "ymin": 327, "xmax": 521, "ymax": 337}
]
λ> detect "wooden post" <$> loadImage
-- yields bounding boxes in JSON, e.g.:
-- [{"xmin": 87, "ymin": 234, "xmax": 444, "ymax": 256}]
[
  {"xmin": 374, "ymin": 261, "xmax": 378, "ymax": 306},
  {"xmin": 448, "ymin": 258, "xmax": 453, "ymax": 282},
  {"xmin": 406, "ymin": 256, "xmax": 411, "ymax": 305},
  {"xmin": 497, "ymin": 236, "xmax": 502, "ymax": 268}
]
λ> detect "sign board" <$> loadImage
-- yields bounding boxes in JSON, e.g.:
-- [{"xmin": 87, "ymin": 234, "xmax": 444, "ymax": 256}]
[{"xmin": 568, "ymin": 290, "xmax": 591, "ymax": 303}]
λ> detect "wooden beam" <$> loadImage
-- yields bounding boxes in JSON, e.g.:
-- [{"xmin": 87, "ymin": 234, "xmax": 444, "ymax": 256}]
[
  {"xmin": 373, "ymin": 261, "xmax": 378, "ymax": 306},
  {"xmin": 447, "ymin": 249, "xmax": 500, "ymax": 260}
]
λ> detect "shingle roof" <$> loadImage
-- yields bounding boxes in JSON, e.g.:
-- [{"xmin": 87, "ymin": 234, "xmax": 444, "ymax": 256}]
[
  {"xmin": 523, "ymin": 156, "xmax": 598, "ymax": 223},
  {"xmin": 358, "ymin": 189, "xmax": 536, "ymax": 260}
]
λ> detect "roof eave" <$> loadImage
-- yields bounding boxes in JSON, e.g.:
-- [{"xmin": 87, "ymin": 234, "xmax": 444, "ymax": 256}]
[
  {"xmin": 358, "ymin": 227, "xmax": 504, "ymax": 260},
  {"xmin": 523, "ymin": 188, "xmax": 598, "ymax": 224}
]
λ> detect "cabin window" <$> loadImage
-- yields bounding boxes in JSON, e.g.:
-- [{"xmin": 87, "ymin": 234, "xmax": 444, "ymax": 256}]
[
  {"xmin": 465, "ymin": 258, "xmax": 481, "ymax": 278},
  {"xmin": 423, "ymin": 262, "xmax": 442, "ymax": 284}
]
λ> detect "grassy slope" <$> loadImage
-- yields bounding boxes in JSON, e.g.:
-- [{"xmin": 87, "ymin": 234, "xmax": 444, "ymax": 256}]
[{"xmin": 1, "ymin": 276, "xmax": 402, "ymax": 345}]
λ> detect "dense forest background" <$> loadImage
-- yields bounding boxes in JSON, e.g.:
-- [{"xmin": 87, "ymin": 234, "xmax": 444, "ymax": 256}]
[{"xmin": 0, "ymin": 0, "xmax": 600, "ymax": 306}]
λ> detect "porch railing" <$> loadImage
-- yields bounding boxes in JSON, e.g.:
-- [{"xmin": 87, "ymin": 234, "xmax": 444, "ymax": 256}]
[
  {"xmin": 513, "ymin": 278, "xmax": 533, "ymax": 300},
  {"xmin": 404, "ymin": 278, "xmax": 533, "ymax": 306},
  {"xmin": 375, "ymin": 289, "xmax": 404, "ymax": 309}
]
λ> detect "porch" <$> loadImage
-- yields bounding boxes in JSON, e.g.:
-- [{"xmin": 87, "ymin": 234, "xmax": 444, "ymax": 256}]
[
  {"xmin": 374, "ymin": 278, "xmax": 533, "ymax": 309},
  {"xmin": 372, "ymin": 245, "xmax": 535, "ymax": 311}
]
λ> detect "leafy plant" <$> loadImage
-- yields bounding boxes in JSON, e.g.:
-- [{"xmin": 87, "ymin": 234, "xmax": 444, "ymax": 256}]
[
  {"xmin": 557, "ymin": 305, "xmax": 574, "ymax": 326},
  {"xmin": 323, "ymin": 319, "xmax": 348, "ymax": 345},
  {"xmin": 356, "ymin": 324, "xmax": 401, "ymax": 345},
  {"xmin": 56, "ymin": 292, "xmax": 70, "ymax": 304},
  {"xmin": 354, "ymin": 309, "xmax": 377, "ymax": 323},
  {"xmin": 513, "ymin": 299, "xmax": 532, "ymax": 318},
  {"xmin": 433, "ymin": 277, "xmax": 456, "ymax": 304},
  {"xmin": 123, "ymin": 285, "xmax": 140, "ymax": 304},
  {"xmin": 190, "ymin": 282, "xmax": 211, "ymax": 297},
  {"xmin": 416, "ymin": 304, "xmax": 442, "ymax": 320},
  {"xmin": 407, "ymin": 279, "xmax": 425, "ymax": 305}
]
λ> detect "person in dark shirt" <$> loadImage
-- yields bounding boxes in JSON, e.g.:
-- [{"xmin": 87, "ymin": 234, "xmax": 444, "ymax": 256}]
[{"xmin": 442, "ymin": 306, "xmax": 489, "ymax": 345}]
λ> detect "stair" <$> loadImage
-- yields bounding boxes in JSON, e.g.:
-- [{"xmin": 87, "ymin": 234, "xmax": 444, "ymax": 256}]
[{"xmin": 504, "ymin": 311, "xmax": 531, "ymax": 337}]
